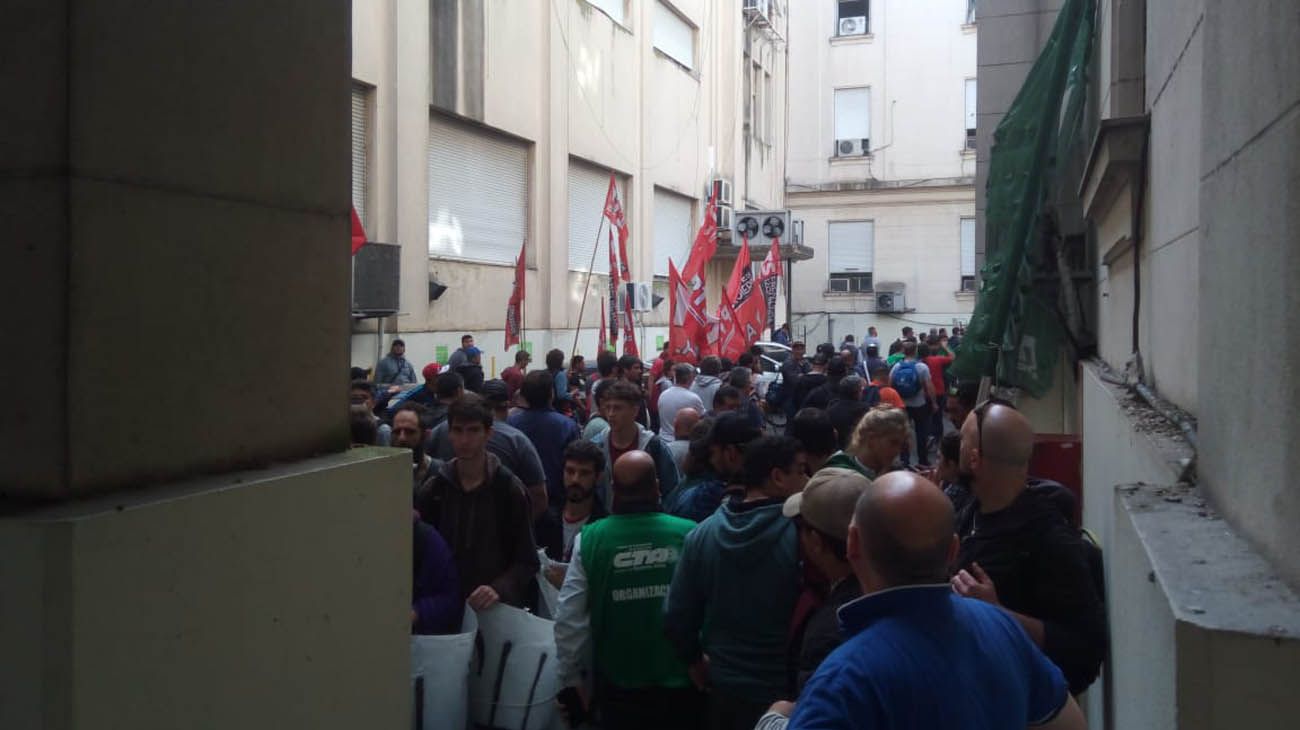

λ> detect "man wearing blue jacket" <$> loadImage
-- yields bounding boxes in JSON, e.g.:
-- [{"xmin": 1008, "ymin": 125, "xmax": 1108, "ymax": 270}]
[
  {"xmin": 758, "ymin": 471, "xmax": 1085, "ymax": 730},
  {"xmin": 664, "ymin": 435, "xmax": 809, "ymax": 730}
]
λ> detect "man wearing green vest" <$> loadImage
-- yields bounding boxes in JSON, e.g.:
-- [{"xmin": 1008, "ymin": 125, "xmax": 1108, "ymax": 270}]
[{"xmin": 554, "ymin": 450, "xmax": 702, "ymax": 729}]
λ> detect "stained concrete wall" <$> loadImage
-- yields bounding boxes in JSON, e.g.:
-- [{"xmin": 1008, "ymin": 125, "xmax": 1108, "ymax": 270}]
[
  {"xmin": 2, "ymin": 0, "xmax": 352, "ymax": 498},
  {"xmin": 1198, "ymin": 0, "xmax": 1300, "ymax": 590},
  {"xmin": 0, "ymin": 451, "xmax": 412, "ymax": 729}
]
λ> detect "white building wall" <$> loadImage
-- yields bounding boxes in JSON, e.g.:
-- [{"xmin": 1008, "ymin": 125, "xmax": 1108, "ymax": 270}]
[
  {"xmin": 350, "ymin": 0, "xmax": 788, "ymax": 372},
  {"xmin": 787, "ymin": 0, "xmax": 977, "ymax": 345}
]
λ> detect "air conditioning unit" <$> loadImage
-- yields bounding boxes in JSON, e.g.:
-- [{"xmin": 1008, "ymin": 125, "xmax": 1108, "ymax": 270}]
[
  {"xmin": 876, "ymin": 291, "xmax": 906, "ymax": 313},
  {"xmin": 624, "ymin": 281, "xmax": 654, "ymax": 312},
  {"xmin": 838, "ymin": 16, "xmax": 867, "ymax": 36},
  {"xmin": 706, "ymin": 178, "xmax": 734, "ymax": 207},
  {"xmin": 835, "ymin": 138, "xmax": 869, "ymax": 158},
  {"xmin": 733, "ymin": 210, "xmax": 790, "ymax": 242},
  {"xmin": 790, "ymin": 219, "xmax": 805, "ymax": 246},
  {"xmin": 714, "ymin": 204, "xmax": 734, "ymax": 233},
  {"xmin": 743, "ymin": 0, "xmax": 771, "ymax": 24},
  {"xmin": 351, "ymin": 242, "xmax": 401, "ymax": 316}
]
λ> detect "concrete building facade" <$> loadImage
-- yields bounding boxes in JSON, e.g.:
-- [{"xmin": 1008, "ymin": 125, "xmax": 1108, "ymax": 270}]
[
  {"xmin": 978, "ymin": 0, "xmax": 1300, "ymax": 727},
  {"xmin": 786, "ymin": 0, "xmax": 978, "ymax": 346},
  {"xmin": 351, "ymin": 0, "xmax": 790, "ymax": 373}
]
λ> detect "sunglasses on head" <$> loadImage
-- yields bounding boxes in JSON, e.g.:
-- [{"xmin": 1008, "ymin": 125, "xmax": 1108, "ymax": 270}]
[{"xmin": 973, "ymin": 397, "xmax": 1017, "ymax": 454}]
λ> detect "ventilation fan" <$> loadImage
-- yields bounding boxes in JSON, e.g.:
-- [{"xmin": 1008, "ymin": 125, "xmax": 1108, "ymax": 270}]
[
  {"xmin": 762, "ymin": 215, "xmax": 785, "ymax": 239},
  {"xmin": 735, "ymin": 215, "xmax": 760, "ymax": 240}
]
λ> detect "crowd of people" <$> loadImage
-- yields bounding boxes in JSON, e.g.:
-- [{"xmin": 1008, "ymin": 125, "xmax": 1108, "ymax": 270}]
[{"xmin": 350, "ymin": 322, "xmax": 1106, "ymax": 729}]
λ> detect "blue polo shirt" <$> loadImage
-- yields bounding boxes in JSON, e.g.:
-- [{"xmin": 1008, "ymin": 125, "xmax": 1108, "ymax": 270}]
[{"xmin": 789, "ymin": 584, "xmax": 1067, "ymax": 729}]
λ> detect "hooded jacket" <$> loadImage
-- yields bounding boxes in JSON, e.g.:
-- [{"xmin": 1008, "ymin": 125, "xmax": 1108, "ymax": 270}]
[
  {"xmin": 667, "ymin": 471, "xmax": 729, "ymax": 523},
  {"xmin": 664, "ymin": 495, "xmax": 801, "ymax": 703},
  {"xmin": 414, "ymin": 454, "xmax": 540, "ymax": 608},
  {"xmin": 590, "ymin": 426, "xmax": 680, "ymax": 511},
  {"xmin": 953, "ymin": 480, "xmax": 1107, "ymax": 694},
  {"xmin": 688, "ymin": 374, "xmax": 723, "ymax": 413}
]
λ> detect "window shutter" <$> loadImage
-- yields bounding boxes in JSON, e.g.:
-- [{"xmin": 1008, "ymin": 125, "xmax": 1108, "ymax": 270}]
[
  {"xmin": 965, "ymin": 79, "xmax": 977, "ymax": 131},
  {"xmin": 828, "ymin": 221, "xmax": 874, "ymax": 273},
  {"xmin": 653, "ymin": 188, "xmax": 694, "ymax": 277},
  {"xmin": 427, "ymin": 114, "xmax": 530, "ymax": 265},
  {"xmin": 351, "ymin": 83, "xmax": 369, "ymax": 230},
  {"xmin": 834, "ymin": 88, "xmax": 870, "ymax": 140},
  {"xmin": 568, "ymin": 159, "xmax": 627, "ymax": 273},
  {"xmin": 961, "ymin": 218, "xmax": 977, "ymax": 276},
  {"xmin": 653, "ymin": 1, "xmax": 695, "ymax": 69}
]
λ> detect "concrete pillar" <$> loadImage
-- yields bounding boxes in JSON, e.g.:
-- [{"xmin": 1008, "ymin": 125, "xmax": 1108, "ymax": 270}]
[{"xmin": 1, "ymin": 2, "xmax": 410, "ymax": 727}]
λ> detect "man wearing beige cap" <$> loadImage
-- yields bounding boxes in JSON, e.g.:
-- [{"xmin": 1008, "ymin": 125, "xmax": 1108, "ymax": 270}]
[{"xmin": 782, "ymin": 468, "xmax": 871, "ymax": 691}]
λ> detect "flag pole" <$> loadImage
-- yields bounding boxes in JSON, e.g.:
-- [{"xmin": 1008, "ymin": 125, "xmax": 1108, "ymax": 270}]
[
  {"xmin": 572, "ymin": 215, "xmax": 608, "ymax": 358},
  {"xmin": 520, "ymin": 240, "xmax": 526, "ymax": 356}
]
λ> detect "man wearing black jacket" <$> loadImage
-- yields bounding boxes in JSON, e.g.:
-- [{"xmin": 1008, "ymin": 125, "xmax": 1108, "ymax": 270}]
[
  {"xmin": 415, "ymin": 394, "xmax": 539, "ymax": 610},
  {"xmin": 949, "ymin": 401, "xmax": 1107, "ymax": 695}
]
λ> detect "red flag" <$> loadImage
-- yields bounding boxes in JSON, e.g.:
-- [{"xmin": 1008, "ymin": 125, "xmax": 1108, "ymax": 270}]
[
  {"xmin": 350, "ymin": 206, "xmax": 367, "ymax": 255},
  {"xmin": 668, "ymin": 260, "xmax": 704, "ymax": 364},
  {"xmin": 603, "ymin": 175, "xmax": 638, "ymax": 358},
  {"xmin": 504, "ymin": 240, "xmax": 526, "ymax": 349},
  {"xmin": 682, "ymin": 189, "xmax": 718, "ymax": 285},
  {"xmin": 606, "ymin": 227, "xmax": 620, "ymax": 346},
  {"xmin": 724, "ymin": 237, "xmax": 766, "ymax": 350},
  {"xmin": 716, "ymin": 296, "xmax": 746, "ymax": 361},
  {"xmin": 758, "ymin": 238, "xmax": 783, "ymax": 337}
]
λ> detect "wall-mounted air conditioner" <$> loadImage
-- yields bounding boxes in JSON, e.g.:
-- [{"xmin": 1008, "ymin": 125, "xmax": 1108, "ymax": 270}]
[
  {"xmin": 876, "ymin": 290, "xmax": 906, "ymax": 313},
  {"xmin": 733, "ymin": 210, "xmax": 790, "ymax": 242},
  {"xmin": 838, "ymin": 16, "xmax": 867, "ymax": 36},
  {"xmin": 835, "ymin": 138, "xmax": 869, "ymax": 158},
  {"xmin": 715, "ymin": 204, "xmax": 734, "ymax": 234},
  {"xmin": 707, "ymin": 178, "xmax": 734, "ymax": 207},
  {"xmin": 624, "ymin": 281, "xmax": 654, "ymax": 312}
]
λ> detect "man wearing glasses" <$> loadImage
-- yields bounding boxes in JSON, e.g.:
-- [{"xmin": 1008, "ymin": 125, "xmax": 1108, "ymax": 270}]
[{"xmin": 950, "ymin": 400, "xmax": 1107, "ymax": 695}]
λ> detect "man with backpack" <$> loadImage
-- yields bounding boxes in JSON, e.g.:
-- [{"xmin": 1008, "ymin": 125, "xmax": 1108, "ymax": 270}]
[
  {"xmin": 888, "ymin": 341, "xmax": 937, "ymax": 466},
  {"xmin": 949, "ymin": 400, "xmax": 1107, "ymax": 695}
]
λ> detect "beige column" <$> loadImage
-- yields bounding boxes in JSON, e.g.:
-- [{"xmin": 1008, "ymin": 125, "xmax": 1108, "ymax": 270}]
[{"xmin": 0, "ymin": 2, "xmax": 409, "ymax": 727}]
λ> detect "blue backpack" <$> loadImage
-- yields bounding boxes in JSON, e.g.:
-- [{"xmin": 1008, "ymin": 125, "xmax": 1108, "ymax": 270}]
[{"xmin": 892, "ymin": 360, "xmax": 922, "ymax": 399}]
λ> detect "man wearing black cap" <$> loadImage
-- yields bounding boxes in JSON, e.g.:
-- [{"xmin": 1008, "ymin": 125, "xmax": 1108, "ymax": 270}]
[
  {"xmin": 669, "ymin": 412, "xmax": 761, "ymax": 523},
  {"xmin": 376, "ymin": 338, "xmax": 417, "ymax": 385},
  {"xmin": 425, "ymin": 379, "xmax": 548, "ymax": 519}
]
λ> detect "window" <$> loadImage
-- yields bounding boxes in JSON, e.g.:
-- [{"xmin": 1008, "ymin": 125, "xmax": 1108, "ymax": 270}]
[
  {"xmin": 828, "ymin": 221, "xmax": 874, "ymax": 292},
  {"xmin": 836, "ymin": 0, "xmax": 869, "ymax": 35},
  {"xmin": 583, "ymin": 0, "xmax": 625, "ymax": 26},
  {"xmin": 568, "ymin": 159, "xmax": 627, "ymax": 273},
  {"xmin": 834, "ymin": 87, "xmax": 870, "ymax": 156},
  {"xmin": 960, "ymin": 217, "xmax": 977, "ymax": 291},
  {"xmin": 350, "ymin": 82, "xmax": 371, "ymax": 231},
  {"xmin": 653, "ymin": 1, "xmax": 695, "ymax": 70},
  {"xmin": 966, "ymin": 0, "xmax": 978, "ymax": 24},
  {"xmin": 965, "ymin": 79, "xmax": 977, "ymax": 150},
  {"xmin": 653, "ymin": 188, "xmax": 694, "ymax": 277},
  {"xmin": 427, "ymin": 114, "xmax": 529, "ymax": 264}
]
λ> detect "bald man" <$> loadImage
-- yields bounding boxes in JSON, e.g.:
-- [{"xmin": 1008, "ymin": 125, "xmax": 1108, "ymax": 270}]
[
  {"xmin": 554, "ymin": 451, "xmax": 702, "ymax": 729},
  {"xmin": 951, "ymin": 402, "xmax": 1107, "ymax": 695},
  {"xmin": 778, "ymin": 472, "xmax": 1086, "ymax": 730},
  {"xmin": 667, "ymin": 407, "xmax": 703, "ymax": 473}
]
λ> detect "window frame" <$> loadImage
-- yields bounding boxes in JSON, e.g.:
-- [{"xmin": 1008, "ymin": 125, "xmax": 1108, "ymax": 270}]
[
  {"xmin": 835, "ymin": 0, "xmax": 870, "ymax": 36},
  {"xmin": 827, "ymin": 219, "xmax": 875, "ymax": 294},
  {"xmin": 652, "ymin": 0, "xmax": 697, "ymax": 71},
  {"xmin": 964, "ymin": 78, "xmax": 978, "ymax": 150},
  {"xmin": 833, "ymin": 86, "xmax": 871, "ymax": 155}
]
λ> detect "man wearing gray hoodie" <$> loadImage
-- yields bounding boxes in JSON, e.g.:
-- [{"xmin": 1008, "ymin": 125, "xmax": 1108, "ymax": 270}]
[
  {"xmin": 590, "ymin": 380, "xmax": 680, "ymax": 511},
  {"xmin": 688, "ymin": 356, "xmax": 724, "ymax": 416},
  {"xmin": 664, "ymin": 435, "xmax": 809, "ymax": 730}
]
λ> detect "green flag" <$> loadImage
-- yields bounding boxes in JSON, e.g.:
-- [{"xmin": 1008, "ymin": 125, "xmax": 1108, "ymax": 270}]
[{"xmin": 951, "ymin": 0, "xmax": 1095, "ymax": 397}]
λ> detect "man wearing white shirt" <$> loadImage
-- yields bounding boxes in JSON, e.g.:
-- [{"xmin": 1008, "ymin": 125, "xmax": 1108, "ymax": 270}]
[{"xmin": 657, "ymin": 363, "xmax": 705, "ymax": 443}]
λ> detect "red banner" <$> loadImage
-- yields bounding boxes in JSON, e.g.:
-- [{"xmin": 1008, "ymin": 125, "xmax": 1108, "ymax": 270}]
[
  {"xmin": 350, "ymin": 206, "xmax": 367, "ymax": 255},
  {"xmin": 758, "ymin": 237, "xmax": 783, "ymax": 338},
  {"xmin": 504, "ymin": 240, "xmax": 526, "ymax": 349},
  {"xmin": 723, "ymin": 237, "xmax": 767, "ymax": 351},
  {"xmin": 668, "ymin": 260, "xmax": 703, "ymax": 363},
  {"xmin": 607, "ymin": 228, "xmax": 620, "ymax": 346},
  {"xmin": 599, "ymin": 302, "xmax": 609, "ymax": 353}
]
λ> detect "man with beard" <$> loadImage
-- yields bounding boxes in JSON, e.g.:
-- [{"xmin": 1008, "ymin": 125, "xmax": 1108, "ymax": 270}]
[
  {"xmin": 392, "ymin": 402, "xmax": 436, "ymax": 488},
  {"xmin": 540, "ymin": 440, "xmax": 609, "ymax": 582}
]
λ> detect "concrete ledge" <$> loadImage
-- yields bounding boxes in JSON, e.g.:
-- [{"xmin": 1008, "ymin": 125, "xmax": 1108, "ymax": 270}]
[
  {"xmin": 0, "ymin": 448, "xmax": 412, "ymax": 729},
  {"xmin": 1112, "ymin": 483, "xmax": 1300, "ymax": 729}
]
